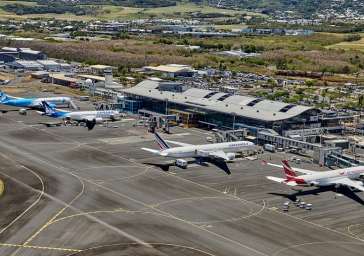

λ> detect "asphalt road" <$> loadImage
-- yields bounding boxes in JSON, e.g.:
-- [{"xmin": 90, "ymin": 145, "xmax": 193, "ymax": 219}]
[{"xmin": 0, "ymin": 110, "xmax": 363, "ymax": 256}]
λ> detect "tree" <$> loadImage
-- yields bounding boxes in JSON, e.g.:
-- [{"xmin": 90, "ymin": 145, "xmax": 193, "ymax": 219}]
[{"xmin": 358, "ymin": 95, "xmax": 364, "ymax": 109}]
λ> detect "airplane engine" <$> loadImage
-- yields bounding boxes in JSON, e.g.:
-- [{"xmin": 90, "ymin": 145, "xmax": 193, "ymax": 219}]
[
  {"xmin": 226, "ymin": 153, "xmax": 236, "ymax": 161},
  {"xmin": 110, "ymin": 114, "xmax": 121, "ymax": 121},
  {"xmin": 195, "ymin": 150, "xmax": 209, "ymax": 157},
  {"xmin": 94, "ymin": 117, "xmax": 103, "ymax": 124},
  {"xmin": 309, "ymin": 181, "xmax": 319, "ymax": 186},
  {"xmin": 18, "ymin": 108, "xmax": 27, "ymax": 115}
]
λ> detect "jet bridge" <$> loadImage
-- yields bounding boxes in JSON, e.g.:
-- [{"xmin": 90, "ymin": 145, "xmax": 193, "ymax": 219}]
[
  {"xmin": 258, "ymin": 130, "xmax": 320, "ymax": 151},
  {"xmin": 325, "ymin": 151, "xmax": 364, "ymax": 168},
  {"xmin": 212, "ymin": 129, "xmax": 248, "ymax": 143}
]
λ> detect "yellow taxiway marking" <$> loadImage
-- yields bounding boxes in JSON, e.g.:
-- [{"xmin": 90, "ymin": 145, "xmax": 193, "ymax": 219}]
[
  {"xmin": 0, "ymin": 178, "xmax": 4, "ymax": 197},
  {"xmin": 0, "ymin": 243, "xmax": 81, "ymax": 252},
  {"xmin": 22, "ymin": 174, "xmax": 85, "ymax": 246}
]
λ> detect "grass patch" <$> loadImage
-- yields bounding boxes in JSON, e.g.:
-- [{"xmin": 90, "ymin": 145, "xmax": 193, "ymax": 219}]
[
  {"xmin": 327, "ymin": 38, "xmax": 364, "ymax": 52},
  {"xmin": 0, "ymin": 2, "xmax": 252, "ymax": 21},
  {"xmin": 142, "ymin": 3, "xmax": 245, "ymax": 15}
]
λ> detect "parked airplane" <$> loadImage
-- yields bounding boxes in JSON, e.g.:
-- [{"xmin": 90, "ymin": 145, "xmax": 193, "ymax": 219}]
[
  {"xmin": 142, "ymin": 132, "xmax": 255, "ymax": 174},
  {"xmin": 266, "ymin": 160, "xmax": 364, "ymax": 192},
  {"xmin": 0, "ymin": 91, "xmax": 71, "ymax": 110},
  {"xmin": 40, "ymin": 101, "xmax": 121, "ymax": 130}
]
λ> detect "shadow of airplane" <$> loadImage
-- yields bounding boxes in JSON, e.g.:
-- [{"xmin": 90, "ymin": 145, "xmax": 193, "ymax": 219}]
[
  {"xmin": 269, "ymin": 185, "xmax": 364, "ymax": 205},
  {"xmin": 0, "ymin": 108, "xmax": 22, "ymax": 113},
  {"xmin": 143, "ymin": 158, "xmax": 231, "ymax": 175},
  {"xmin": 142, "ymin": 162, "xmax": 171, "ymax": 172}
]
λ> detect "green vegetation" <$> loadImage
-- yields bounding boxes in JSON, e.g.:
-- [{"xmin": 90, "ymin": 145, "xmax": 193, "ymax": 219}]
[
  {"xmin": 229, "ymin": 0, "xmax": 364, "ymax": 18},
  {"xmin": 248, "ymin": 21, "xmax": 364, "ymax": 34},
  {"xmin": 0, "ymin": 2, "xmax": 248, "ymax": 20},
  {"xmin": 41, "ymin": 0, "xmax": 178, "ymax": 8},
  {"xmin": 2, "ymin": 32, "xmax": 362, "ymax": 81},
  {"xmin": 0, "ymin": 179, "xmax": 4, "ymax": 197},
  {"xmin": 153, "ymin": 33, "xmax": 364, "ymax": 76},
  {"xmin": 344, "ymin": 34, "xmax": 362, "ymax": 42},
  {"xmin": 2, "ymin": 3, "xmax": 99, "ymax": 16},
  {"xmin": 327, "ymin": 38, "xmax": 364, "ymax": 53}
]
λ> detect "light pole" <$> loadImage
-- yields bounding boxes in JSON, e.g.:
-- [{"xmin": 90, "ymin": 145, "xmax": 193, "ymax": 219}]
[{"xmin": 232, "ymin": 112, "xmax": 236, "ymax": 130}]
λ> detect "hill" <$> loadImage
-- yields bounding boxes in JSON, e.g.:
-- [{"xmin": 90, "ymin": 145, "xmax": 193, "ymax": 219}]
[
  {"xmin": 38, "ymin": 0, "xmax": 179, "ymax": 8},
  {"xmin": 211, "ymin": 0, "xmax": 364, "ymax": 18},
  {"xmin": 2, "ymin": 0, "xmax": 363, "ymax": 19}
]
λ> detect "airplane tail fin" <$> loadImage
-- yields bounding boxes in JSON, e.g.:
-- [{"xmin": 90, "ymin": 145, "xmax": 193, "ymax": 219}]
[
  {"xmin": 282, "ymin": 160, "xmax": 297, "ymax": 179},
  {"xmin": 154, "ymin": 132, "xmax": 170, "ymax": 150},
  {"xmin": 0, "ymin": 91, "xmax": 8, "ymax": 102},
  {"xmin": 41, "ymin": 100, "xmax": 56, "ymax": 115}
]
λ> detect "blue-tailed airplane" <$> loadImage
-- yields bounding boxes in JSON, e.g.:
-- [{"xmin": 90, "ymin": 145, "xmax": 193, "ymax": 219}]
[
  {"xmin": 39, "ymin": 101, "xmax": 121, "ymax": 130},
  {"xmin": 0, "ymin": 91, "xmax": 71, "ymax": 110}
]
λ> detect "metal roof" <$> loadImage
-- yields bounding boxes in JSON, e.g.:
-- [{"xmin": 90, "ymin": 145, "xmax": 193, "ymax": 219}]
[
  {"xmin": 1, "ymin": 47, "xmax": 17, "ymax": 52},
  {"xmin": 90, "ymin": 64, "xmax": 115, "ymax": 69},
  {"xmin": 21, "ymin": 49, "xmax": 42, "ymax": 55},
  {"xmin": 14, "ymin": 60, "xmax": 43, "ymax": 68},
  {"xmin": 78, "ymin": 74, "xmax": 105, "ymax": 81},
  {"xmin": 37, "ymin": 60, "xmax": 60, "ymax": 66},
  {"xmin": 144, "ymin": 64, "xmax": 193, "ymax": 73},
  {"xmin": 123, "ymin": 80, "xmax": 317, "ymax": 122},
  {"xmin": 50, "ymin": 74, "xmax": 78, "ymax": 83}
]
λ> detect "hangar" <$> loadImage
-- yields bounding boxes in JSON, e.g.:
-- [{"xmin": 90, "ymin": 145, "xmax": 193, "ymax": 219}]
[{"xmin": 121, "ymin": 80, "xmax": 321, "ymax": 133}]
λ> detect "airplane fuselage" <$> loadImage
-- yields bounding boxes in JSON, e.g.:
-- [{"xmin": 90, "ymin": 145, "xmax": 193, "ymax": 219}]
[
  {"xmin": 3, "ymin": 97, "xmax": 71, "ymax": 108},
  {"xmin": 51, "ymin": 110, "xmax": 120, "ymax": 121},
  {"xmin": 293, "ymin": 166, "xmax": 364, "ymax": 187},
  {"xmin": 161, "ymin": 141, "xmax": 254, "ymax": 158}
]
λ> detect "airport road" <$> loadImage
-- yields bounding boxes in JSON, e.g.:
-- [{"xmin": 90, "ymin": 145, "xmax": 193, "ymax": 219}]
[{"xmin": 0, "ymin": 111, "xmax": 363, "ymax": 256}]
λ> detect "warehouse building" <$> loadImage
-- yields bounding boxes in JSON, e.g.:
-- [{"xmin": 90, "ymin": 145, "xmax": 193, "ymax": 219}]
[
  {"xmin": 89, "ymin": 64, "xmax": 117, "ymax": 75},
  {"xmin": 19, "ymin": 49, "xmax": 46, "ymax": 60},
  {"xmin": 0, "ymin": 53, "xmax": 16, "ymax": 63},
  {"xmin": 143, "ymin": 64, "xmax": 196, "ymax": 78},
  {"xmin": 6, "ymin": 60, "xmax": 43, "ymax": 71},
  {"xmin": 37, "ymin": 60, "xmax": 61, "ymax": 71},
  {"xmin": 49, "ymin": 74, "xmax": 79, "ymax": 88},
  {"xmin": 0, "ymin": 47, "xmax": 46, "ymax": 60},
  {"xmin": 121, "ymin": 80, "xmax": 321, "ymax": 133}
]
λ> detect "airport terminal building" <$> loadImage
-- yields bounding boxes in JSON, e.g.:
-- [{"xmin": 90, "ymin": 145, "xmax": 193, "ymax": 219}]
[{"xmin": 121, "ymin": 80, "xmax": 321, "ymax": 134}]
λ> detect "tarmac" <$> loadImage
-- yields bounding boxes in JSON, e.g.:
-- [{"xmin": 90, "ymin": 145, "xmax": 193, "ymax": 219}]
[{"xmin": 0, "ymin": 107, "xmax": 363, "ymax": 256}]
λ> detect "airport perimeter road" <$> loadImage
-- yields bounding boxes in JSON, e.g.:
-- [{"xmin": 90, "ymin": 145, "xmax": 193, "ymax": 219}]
[{"xmin": 0, "ymin": 112, "xmax": 363, "ymax": 256}]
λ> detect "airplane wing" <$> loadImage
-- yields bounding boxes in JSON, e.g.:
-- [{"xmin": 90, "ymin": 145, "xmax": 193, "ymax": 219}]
[
  {"xmin": 335, "ymin": 178, "xmax": 364, "ymax": 192},
  {"xmin": 141, "ymin": 148, "xmax": 162, "ymax": 155},
  {"xmin": 83, "ymin": 116, "xmax": 97, "ymax": 121},
  {"xmin": 164, "ymin": 140, "xmax": 192, "ymax": 147},
  {"xmin": 263, "ymin": 161, "xmax": 317, "ymax": 175},
  {"xmin": 266, "ymin": 176, "xmax": 298, "ymax": 186},
  {"xmin": 208, "ymin": 159, "xmax": 231, "ymax": 175},
  {"xmin": 207, "ymin": 150, "xmax": 230, "ymax": 161}
]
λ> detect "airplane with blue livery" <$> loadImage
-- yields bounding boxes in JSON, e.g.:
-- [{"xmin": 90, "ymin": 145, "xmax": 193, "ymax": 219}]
[
  {"xmin": 40, "ymin": 101, "xmax": 121, "ymax": 130},
  {"xmin": 0, "ymin": 91, "xmax": 71, "ymax": 111}
]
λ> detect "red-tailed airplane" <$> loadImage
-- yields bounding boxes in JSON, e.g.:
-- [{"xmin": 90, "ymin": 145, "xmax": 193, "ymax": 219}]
[{"xmin": 265, "ymin": 160, "xmax": 364, "ymax": 192}]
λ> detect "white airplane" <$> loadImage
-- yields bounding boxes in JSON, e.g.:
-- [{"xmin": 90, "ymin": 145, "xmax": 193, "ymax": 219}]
[
  {"xmin": 142, "ymin": 132, "xmax": 255, "ymax": 174},
  {"xmin": 40, "ymin": 101, "xmax": 121, "ymax": 130},
  {"xmin": 265, "ymin": 160, "xmax": 364, "ymax": 192}
]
